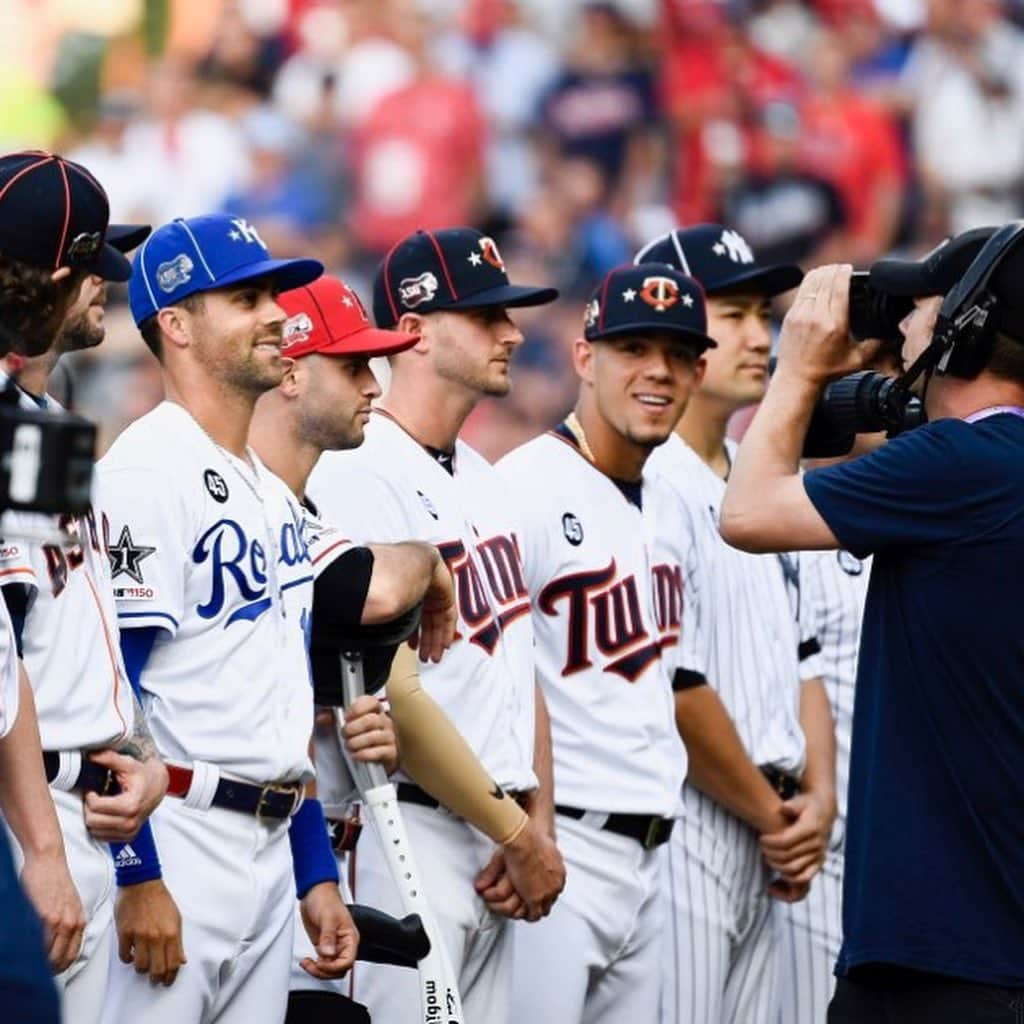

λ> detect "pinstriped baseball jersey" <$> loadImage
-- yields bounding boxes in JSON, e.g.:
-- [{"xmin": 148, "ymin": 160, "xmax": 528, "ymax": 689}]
[
  {"xmin": 308, "ymin": 410, "xmax": 537, "ymax": 795},
  {"xmin": 0, "ymin": 383, "xmax": 133, "ymax": 751},
  {"xmin": 96, "ymin": 401, "xmax": 315, "ymax": 784},
  {"xmin": 497, "ymin": 431, "xmax": 688, "ymax": 816}
]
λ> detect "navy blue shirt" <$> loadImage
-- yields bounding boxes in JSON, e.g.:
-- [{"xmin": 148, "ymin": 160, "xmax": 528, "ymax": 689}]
[{"xmin": 805, "ymin": 413, "xmax": 1024, "ymax": 985}]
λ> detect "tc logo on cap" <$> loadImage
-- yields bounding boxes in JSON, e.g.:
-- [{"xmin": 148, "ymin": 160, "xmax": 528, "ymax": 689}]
[{"xmin": 640, "ymin": 276, "xmax": 681, "ymax": 312}]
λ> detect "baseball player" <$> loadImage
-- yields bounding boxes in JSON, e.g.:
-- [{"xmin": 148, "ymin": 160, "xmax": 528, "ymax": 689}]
[
  {"xmin": 634, "ymin": 224, "xmax": 835, "ymax": 1024},
  {"xmin": 307, "ymin": 227, "xmax": 566, "ymax": 1024},
  {"xmin": 775, "ymin": 228, "xmax": 996, "ymax": 1024},
  {"xmin": 497, "ymin": 262, "xmax": 713, "ymax": 1023},
  {"xmin": 96, "ymin": 213, "xmax": 357, "ymax": 1024},
  {"xmin": 0, "ymin": 154, "xmax": 172, "ymax": 1022}
]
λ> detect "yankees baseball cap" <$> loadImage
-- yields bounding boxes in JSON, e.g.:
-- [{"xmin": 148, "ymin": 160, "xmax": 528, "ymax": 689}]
[
  {"xmin": 129, "ymin": 213, "xmax": 323, "ymax": 326},
  {"xmin": 279, "ymin": 275, "xmax": 417, "ymax": 359},
  {"xmin": 374, "ymin": 227, "xmax": 558, "ymax": 328},
  {"xmin": 869, "ymin": 226, "xmax": 998, "ymax": 297},
  {"xmin": 634, "ymin": 223, "xmax": 803, "ymax": 297},
  {"xmin": 0, "ymin": 150, "xmax": 139, "ymax": 281},
  {"xmin": 583, "ymin": 263, "xmax": 717, "ymax": 352}
]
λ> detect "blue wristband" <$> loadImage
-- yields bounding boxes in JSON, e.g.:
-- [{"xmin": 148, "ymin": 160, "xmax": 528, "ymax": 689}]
[
  {"xmin": 289, "ymin": 798, "xmax": 339, "ymax": 899},
  {"xmin": 110, "ymin": 820, "xmax": 162, "ymax": 887}
]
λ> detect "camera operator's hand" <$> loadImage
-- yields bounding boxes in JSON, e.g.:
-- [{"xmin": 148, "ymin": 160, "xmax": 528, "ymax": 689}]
[{"xmin": 777, "ymin": 264, "xmax": 883, "ymax": 386}]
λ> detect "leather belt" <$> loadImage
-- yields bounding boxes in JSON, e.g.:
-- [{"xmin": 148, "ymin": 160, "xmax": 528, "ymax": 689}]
[
  {"xmin": 43, "ymin": 751, "xmax": 121, "ymax": 795},
  {"xmin": 761, "ymin": 765, "xmax": 801, "ymax": 801},
  {"xmin": 166, "ymin": 764, "xmax": 302, "ymax": 822},
  {"xmin": 555, "ymin": 804, "xmax": 675, "ymax": 850},
  {"xmin": 327, "ymin": 815, "xmax": 363, "ymax": 854}
]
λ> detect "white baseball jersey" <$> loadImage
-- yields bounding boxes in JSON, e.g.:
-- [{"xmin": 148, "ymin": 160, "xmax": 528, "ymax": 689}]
[
  {"xmin": 0, "ymin": 600, "xmax": 18, "ymax": 738},
  {"xmin": 648, "ymin": 434, "xmax": 817, "ymax": 775},
  {"xmin": 308, "ymin": 411, "xmax": 537, "ymax": 794},
  {"xmin": 496, "ymin": 431, "xmax": 689, "ymax": 816},
  {"xmin": 0, "ymin": 384, "xmax": 134, "ymax": 752},
  {"xmin": 96, "ymin": 401, "xmax": 314, "ymax": 784}
]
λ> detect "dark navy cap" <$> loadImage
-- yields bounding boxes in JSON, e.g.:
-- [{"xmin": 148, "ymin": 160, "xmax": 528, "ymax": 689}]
[
  {"xmin": 583, "ymin": 263, "xmax": 717, "ymax": 352},
  {"xmin": 869, "ymin": 227, "xmax": 997, "ymax": 297},
  {"xmin": 634, "ymin": 223, "xmax": 803, "ymax": 297},
  {"xmin": 129, "ymin": 214, "xmax": 323, "ymax": 326},
  {"xmin": 106, "ymin": 223, "xmax": 151, "ymax": 254},
  {"xmin": 373, "ymin": 227, "xmax": 558, "ymax": 328},
  {"xmin": 0, "ymin": 150, "xmax": 136, "ymax": 281}
]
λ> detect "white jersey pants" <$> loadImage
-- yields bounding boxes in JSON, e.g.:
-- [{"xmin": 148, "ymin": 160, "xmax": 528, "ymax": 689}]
[
  {"xmin": 511, "ymin": 814, "xmax": 666, "ymax": 1024},
  {"xmin": 776, "ymin": 849, "xmax": 843, "ymax": 1024},
  {"xmin": 661, "ymin": 786, "xmax": 778, "ymax": 1024},
  {"xmin": 7, "ymin": 788, "xmax": 115, "ymax": 1024},
  {"xmin": 349, "ymin": 802, "xmax": 512, "ymax": 1024},
  {"xmin": 102, "ymin": 798, "xmax": 295, "ymax": 1024}
]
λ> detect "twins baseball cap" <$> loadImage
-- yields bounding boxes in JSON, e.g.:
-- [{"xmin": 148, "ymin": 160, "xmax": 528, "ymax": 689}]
[
  {"xmin": 279, "ymin": 275, "xmax": 418, "ymax": 359},
  {"xmin": 374, "ymin": 227, "xmax": 558, "ymax": 328},
  {"xmin": 868, "ymin": 226, "xmax": 997, "ymax": 297},
  {"xmin": 634, "ymin": 223, "xmax": 803, "ymax": 297},
  {"xmin": 129, "ymin": 213, "xmax": 323, "ymax": 326},
  {"xmin": 583, "ymin": 263, "xmax": 717, "ymax": 352},
  {"xmin": 0, "ymin": 150, "xmax": 143, "ymax": 281}
]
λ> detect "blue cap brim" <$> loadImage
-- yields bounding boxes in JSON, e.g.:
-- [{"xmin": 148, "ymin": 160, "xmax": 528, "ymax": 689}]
[
  {"xmin": 210, "ymin": 256, "xmax": 324, "ymax": 294},
  {"xmin": 440, "ymin": 283, "xmax": 559, "ymax": 312}
]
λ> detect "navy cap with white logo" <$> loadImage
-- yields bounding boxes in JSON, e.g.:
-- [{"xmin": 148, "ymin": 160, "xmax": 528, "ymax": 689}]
[
  {"xmin": 0, "ymin": 150, "xmax": 141, "ymax": 281},
  {"xmin": 583, "ymin": 263, "xmax": 717, "ymax": 352},
  {"xmin": 373, "ymin": 227, "xmax": 558, "ymax": 328},
  {"xmin": 634, "ymin": 223, "xmax": 803, "ymax": 297},
  {"xmin": 129, "ymin": 214, "xmax": 323, "ymax": 325}
]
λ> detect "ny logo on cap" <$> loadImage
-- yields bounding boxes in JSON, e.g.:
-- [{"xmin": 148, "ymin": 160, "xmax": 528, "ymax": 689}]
[
  {"xmin": 640, "ymin": 276, "xmax": 679, "ymax": 312},
  {"xmin": 712, "ymin": 229, "xmax": 754, "ymax": 264},
  {"xmin": 228, "ymin": 218, "xmax": 266, "ymax": 247}
]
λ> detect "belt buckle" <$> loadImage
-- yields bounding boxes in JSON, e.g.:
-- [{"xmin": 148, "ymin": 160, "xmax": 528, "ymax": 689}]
[
  {"xmin": 644, "ymin": 817, "xmax": 661, "ymax": 850},
  {"xmin": 256, "ymin": 782, "xmax": 301, "ymax": 823},
  {"xmin": 100, "ymin": 769, "xmax": 117, "ymax": 796}
]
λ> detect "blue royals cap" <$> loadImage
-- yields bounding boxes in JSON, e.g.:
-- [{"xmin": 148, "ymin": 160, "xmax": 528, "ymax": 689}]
[
  {"xmin": 129, "ymin": 213, "xmax": 323, "ymax": 326},
  {"xmin": 583, "ymin": 263, "xmax": 717, "ymax": 352},
  {"xmin": 634, "ymin": 223, "xmax": 803, "ymax": 297}
]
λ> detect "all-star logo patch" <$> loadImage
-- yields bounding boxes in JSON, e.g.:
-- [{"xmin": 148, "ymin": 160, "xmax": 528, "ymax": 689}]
[
  {"xmin": 399, "ymin": 272, "xmax": 439, "ymax": 308},
  {"xmin": 156, "ymin": 254, "xmax": 194, "ymax": 293},
  {"xmin": 107, "ymin": 525, "xmax": 156, "ymax": 584},
  {"xmin": 66, "ymin": 231, "xmax": 103, "ymax": 265},
  {"xmin": 204, "ymin": 469, "xmax": 229, "ymax": 503},
  {"xmin": 562, "ymin": 512, "xmax": 583, "ymax": 546},
  {"xmin": 283, "ymin": 312, "xmax": 313, "ymax": 345}
]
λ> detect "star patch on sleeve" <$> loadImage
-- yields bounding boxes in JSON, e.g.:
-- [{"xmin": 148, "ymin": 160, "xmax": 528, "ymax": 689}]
[{"xmin": 107, "ymin": 526, "xmax": 157, "ymax": 584}]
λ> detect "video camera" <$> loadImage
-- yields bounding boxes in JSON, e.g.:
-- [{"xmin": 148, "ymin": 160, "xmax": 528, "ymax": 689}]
[{"xmin": 0, "ymin": 376, "xmax": 96, "ymax": 517}]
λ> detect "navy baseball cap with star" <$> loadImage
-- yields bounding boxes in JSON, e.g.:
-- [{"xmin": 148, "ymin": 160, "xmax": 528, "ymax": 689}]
[
  {"xmin": 129, "ymin": 213, "xmax": 323, "ymax": 326},
  {"xmin": 373, "ymin": 227, "xmax": 558, "ymax": 328},
  {"xmin": 634, "ymin": 223, "xmax": 803, "ymax": 297},
  {"xmin": 0, "ymin": 150, "xmax": 145, "ymax": 281},
  {"xmin": 583, "ymin": 263, "xmax": 717, "ymax": 352}
]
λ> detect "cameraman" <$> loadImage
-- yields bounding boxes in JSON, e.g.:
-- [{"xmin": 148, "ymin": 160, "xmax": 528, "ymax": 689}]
[{"xmin": 720, "ymin": 226, "xmax": 1024, "ymax": 1022}]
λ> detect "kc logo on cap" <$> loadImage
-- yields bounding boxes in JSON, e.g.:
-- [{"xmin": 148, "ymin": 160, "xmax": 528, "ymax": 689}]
[
  {"xmin": 374, "ymin": 227, "xmax": 558, "ymax": 328},
  {"xmin": 584, "ymin": 263, "xmax": 716, "ymax": 353}
]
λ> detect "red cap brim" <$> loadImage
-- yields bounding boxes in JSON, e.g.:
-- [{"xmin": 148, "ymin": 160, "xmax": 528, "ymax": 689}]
[{"xmin": 284, "ymin": 326, "xmax": 418, "ymax": 360}]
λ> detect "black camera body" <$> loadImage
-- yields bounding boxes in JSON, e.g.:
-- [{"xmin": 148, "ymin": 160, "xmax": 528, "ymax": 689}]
[
  {"xmin": 0, "ymin": 380, "xmax": 96, "ymax": 517},
  {"xmin": 848, "ymin": 271, "xmax": 913, "ymax": 345}
]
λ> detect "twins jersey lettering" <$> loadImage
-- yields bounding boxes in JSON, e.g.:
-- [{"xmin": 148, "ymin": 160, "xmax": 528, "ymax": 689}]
[
  {"xmin": 497, "ymin": 432, "xmax": 688, "ymax": 815},
  {"xmin": 308, "ymin": 411, "xmax": 537, "ymax": 793},
  {"xmin": 0, "ymin": 382, "xmax": 133, "ymax": 751},
  {"xmin": 95, "ymin": 402, "xmax": 314, "ymax": 783}
]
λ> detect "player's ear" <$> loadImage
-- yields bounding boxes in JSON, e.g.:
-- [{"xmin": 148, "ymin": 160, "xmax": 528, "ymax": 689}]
[
  {"xmin": 156, "ymin": 306, "xmax": 191, "ymax": 350},
  {"xmin": 396, "ymin": 313, "xmax": 428, "ymax": 352},
  {"xmin": 694, "ymin": 355, "xmax": 707, "ymax": 388},
  {"xmin": 572, "ymin": 336, "xmax": 596, "ymax": 384},
  {"xmin": 49, "ymin": 267, "xmax": 72, "ymax": 284},
  {"xmin": 279, "ymin": 356, "xmax": 300, "ymax": 397}
]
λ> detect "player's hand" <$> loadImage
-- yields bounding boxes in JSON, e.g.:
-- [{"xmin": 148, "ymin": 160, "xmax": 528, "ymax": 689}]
[
  {"xmin": 768, "ymin": 877, "xmax": 811, "ymax": 903},
  {"xmin": 115, "ymin": 879, "xmax": 186, "ymax": 986},
  {"xmin": 299, "ymin": 882, "xmax": 359, "ymax": 980},
  {"xmin": 473, "ymin": 849, "xmax": 526, "ymax": 920},
  {"xmin": 19, "ymin": 850, "xmax": 86, "ymax": 973},
  {"xmin": 414, "ymin": 556, "xmax": 457, "ymax": 663},
  {"xmin": 82, "ymin": 749, "xmax": 168, "ymax": 842},
  {"xmin": 498, "ymin": 816, "xmax": 566, "ymax": 922},
  {"xmin": 776, "ymin": 264, "xmax": 881, "ymax": 386},
  {"xmin": 342, "ymin": 696, "xmax": 399, "ymax": 774},
  {"xmin": 759, "ymin": 792, "xmax": 834, "ymax": 885}
]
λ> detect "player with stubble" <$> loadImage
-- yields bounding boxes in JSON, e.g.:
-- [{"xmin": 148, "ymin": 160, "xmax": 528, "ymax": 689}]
[
  {"xmin": 96, "ymin": 214, "xmax": 357, "ymax": 1024},
  {"xmin": 634, "ymin": 225, "xmax": 835, "ymax": 1024},
  {"xmin": 307, "ymin": 228, "xmax": 566, "ymax": 1024}
]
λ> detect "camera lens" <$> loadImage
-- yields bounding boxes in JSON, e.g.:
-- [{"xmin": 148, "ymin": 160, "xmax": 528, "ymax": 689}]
[{"xmin": 848, "ymin": 272, "xmax": 913, "ymax": 344}]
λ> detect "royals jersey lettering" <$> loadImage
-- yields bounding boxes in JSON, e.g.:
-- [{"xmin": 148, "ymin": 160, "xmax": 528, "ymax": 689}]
[
  {"xmin": 496, "ymin": 432, "xmax": 689, "ymax": 816},
  {"xmin": 96, "ymin": 401, "xmax": 314, "ymax": 783},
  {"xmin": 308, "ymin": 411, "xmax": 537, "ymax": 794}
]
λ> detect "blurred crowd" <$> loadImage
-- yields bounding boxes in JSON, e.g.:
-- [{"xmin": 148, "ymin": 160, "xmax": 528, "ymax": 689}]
[{"xmin": 5, "ymin": 0, "xmax": 1024, "ymax": 456}]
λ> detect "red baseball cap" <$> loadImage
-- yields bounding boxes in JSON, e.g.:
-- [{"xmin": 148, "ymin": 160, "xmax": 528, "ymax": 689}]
[{"xmin": 279, "ymin": 275, "xmax": 418, "ymax": 359}]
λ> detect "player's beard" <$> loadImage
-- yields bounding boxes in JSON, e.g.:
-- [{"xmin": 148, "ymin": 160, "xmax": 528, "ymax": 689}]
[
  {"xmin": 193, "ymin": 325, "xmax": 285, "ymax": 398},
  {"xmin": 56, "ymin": 306, "xmax": 104, "ymax": 353}
]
